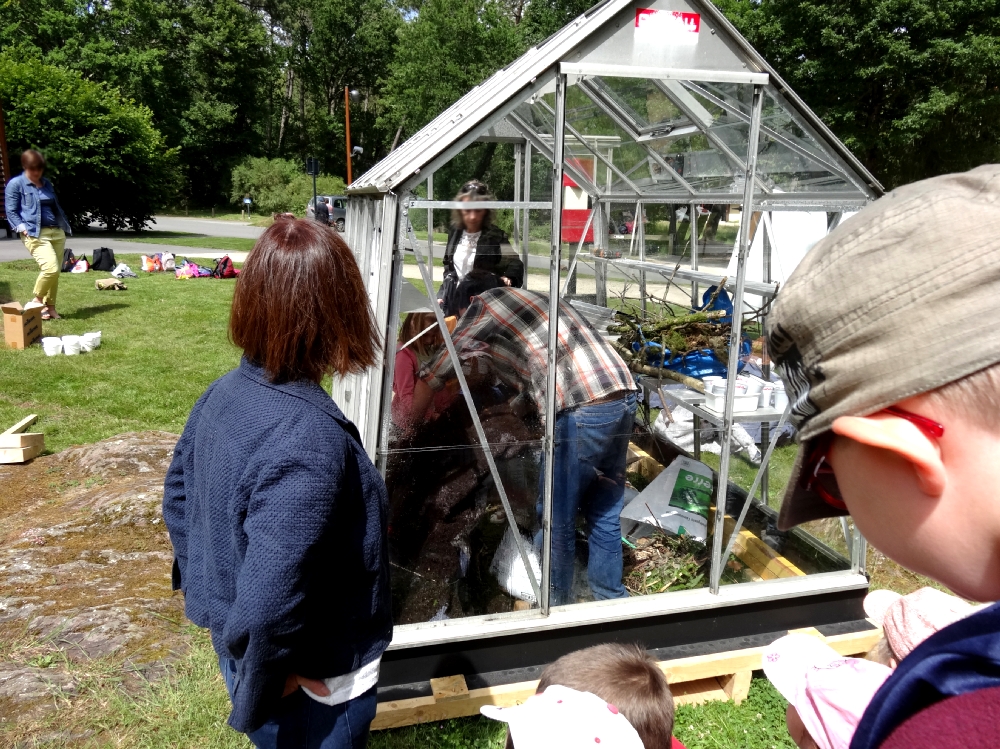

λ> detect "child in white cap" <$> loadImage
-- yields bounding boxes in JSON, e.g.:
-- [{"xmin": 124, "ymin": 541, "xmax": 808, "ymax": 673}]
[{"xmin": 482, "ymin": 685, "xmax": 646, "ymax": 749}]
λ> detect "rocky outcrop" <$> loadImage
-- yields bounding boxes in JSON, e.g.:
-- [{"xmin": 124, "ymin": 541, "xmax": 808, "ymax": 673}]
[{"xmin": 0, "ymin": 431, "xmax": 186, "ymax": 725}]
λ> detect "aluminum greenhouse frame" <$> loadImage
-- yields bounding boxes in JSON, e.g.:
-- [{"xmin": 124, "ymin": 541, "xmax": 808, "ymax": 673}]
[{"xmin": 341, "ymin": 0, "xmax": 884, "ymax": 691}]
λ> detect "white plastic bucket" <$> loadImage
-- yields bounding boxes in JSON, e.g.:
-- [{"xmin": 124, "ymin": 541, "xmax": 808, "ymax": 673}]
[
  {"xmin": 773, "ymin": 389, "xmax": 789, "ymax": 411},
  {"xmin": 83, "ymin": 332, "xmax": 102, "ymax": 349},
  {"xmin": 62, "ymin": 335, "xmax": 82, "ymax": 355},
  {"xmin": 703, "ymin": 390, "xmax": 759, "ymax": 414},
  {"xmin": 41, "ymin": 337, "xmax": 62, "ymax": 356},
  {"xmin": 759, "ymin": 384, "xmax": 774, "ymax": 408},
  {"xmin": 80, "ymin": 338, "xmax": 96, "ymax": 353},
  {"xmin": 743, "ymin": 374, "xmax": 767, "ymax": 396}
]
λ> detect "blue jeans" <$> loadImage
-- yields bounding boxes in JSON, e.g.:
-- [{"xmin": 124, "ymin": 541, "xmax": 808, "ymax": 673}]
[
  {"xmin": 220, "ymin": 657, "xmax": 377, "ymax": 749},
  {"xmin": 537, "ymin": 393, "xmax": 636, "ymax": 606}
]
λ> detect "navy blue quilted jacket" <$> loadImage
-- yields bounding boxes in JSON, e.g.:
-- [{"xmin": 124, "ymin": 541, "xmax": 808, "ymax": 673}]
[{"xmin": 162, "ymin": 358, "xmax": 392, "ymax": 733}]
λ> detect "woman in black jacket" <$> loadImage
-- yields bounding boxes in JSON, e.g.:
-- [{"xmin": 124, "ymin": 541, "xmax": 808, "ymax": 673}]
[
  {"xmin": 163, "ymin": 218, "xmax": 391, "ymax": 748},
  {"xmin": 439, "ymin": 180, "xmax": 524, "ymax": 316}
]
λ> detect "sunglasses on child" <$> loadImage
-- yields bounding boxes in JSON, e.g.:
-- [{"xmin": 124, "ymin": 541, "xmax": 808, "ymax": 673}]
[{"xmin": 803, "ymin": 406, "xmax": 945, "ymax": 511}]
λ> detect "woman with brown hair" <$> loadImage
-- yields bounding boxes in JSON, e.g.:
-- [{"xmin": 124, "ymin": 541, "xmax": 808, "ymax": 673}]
[
  {"xmin": 4, "ymin": 149, "xmax": 73, "ymax": 320},
  {"xmin": 162, "ymin": 218, "xmax": 391, "ymax": 748},
  {"xmin": 439, "ymin": 179, "xmax": 524, "ymax": 316}
]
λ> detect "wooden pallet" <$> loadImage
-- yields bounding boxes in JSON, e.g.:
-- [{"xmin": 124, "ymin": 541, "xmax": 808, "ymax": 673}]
[
  {"xmin": 0, "ymin": 415, "xmax": 43, "ymax": 464},
  {"xmin": 371, "ymin": 626, "xmax": 881, "ymax": 730}
]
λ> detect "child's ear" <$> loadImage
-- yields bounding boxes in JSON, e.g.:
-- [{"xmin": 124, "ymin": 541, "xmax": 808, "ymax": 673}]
[{"xmin": 832, "ymin": 414, "xmax": 946, "ymax": 496}]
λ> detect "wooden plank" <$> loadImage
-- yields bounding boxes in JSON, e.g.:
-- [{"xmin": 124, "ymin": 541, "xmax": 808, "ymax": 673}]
[
  {"xmin": 2, "ymin": 414, "xmax": 37, "ymax": 435},
  {"xmin": 430, "ymin": 675, "xmax": 469, "ymax": 702},
  {"xmin": 660, "ymin": 646, "xmax": 764, "ymax": 684},
  {"xmin": 825, "ymin": 629, "xmax": 883, "ymax": 657},
  {"xmin": 373, "ymin": 676, "xmax": 736, "ymax": 729},
  {"xmin": 671, "ymin": 677, "xmax": 729, "ymax": 706},
  {"xmin": 787, "ymin": 627, "xmax": 823, "ymax": 638},
  {"xmin": 627, "ymin": 443, "xmax": 666, "ymax": 481},
  {"xmin": 371, "ymin": 628, "xmax": 886, "ymax": 730},
  {"xmin": 721, "ymin": 670, "xmax": 753, "ymax": 704},
  {"xmin": 0, "ymin": 432, "xmax": 44, "ymax": 449},
  {"xmin": 0, "ymin": 443, "xmax": 43, "ymax": 464},
  {"xmin": 372, "ymin": 680, "xmax": 538, "ymax": 730}
]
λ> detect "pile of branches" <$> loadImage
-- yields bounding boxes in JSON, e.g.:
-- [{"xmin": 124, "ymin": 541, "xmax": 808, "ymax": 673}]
[{"xmin": 608, "ymin": 307, "xmax": 729, "ymax": 391}]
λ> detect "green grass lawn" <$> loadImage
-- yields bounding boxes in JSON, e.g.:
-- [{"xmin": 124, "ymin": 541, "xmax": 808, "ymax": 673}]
[
  {"xmin": 0, "ymin": 254, "xmax": 244, "ymax": 451},
  {"xmin": 117, "ymin": 231, "xmax": 258, "ymax": 253}
]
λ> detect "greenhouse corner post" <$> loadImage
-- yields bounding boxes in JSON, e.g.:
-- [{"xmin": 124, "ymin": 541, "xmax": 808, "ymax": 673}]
[
  {"xmin": 710, "ymin": 84, "xmax": 764, "ymax": 595},
  {"xmin": 541, "ymin": 73, "xmax": 568, "ymax": 616}
]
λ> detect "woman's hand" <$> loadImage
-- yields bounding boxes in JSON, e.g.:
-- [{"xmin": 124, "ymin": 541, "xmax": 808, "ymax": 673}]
[
  {"xmin": 283, "ymin": 673, "xmax": 331, "ymax": 698},
  {"xmin": 500, "ymin": 276, "xmax": 512, "ymax": 286}
]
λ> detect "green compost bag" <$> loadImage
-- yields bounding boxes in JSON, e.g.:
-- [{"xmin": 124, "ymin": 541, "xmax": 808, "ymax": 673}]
[{"xmin": 620, "ymin": 456, "xmax": 714, "ymax": 541}]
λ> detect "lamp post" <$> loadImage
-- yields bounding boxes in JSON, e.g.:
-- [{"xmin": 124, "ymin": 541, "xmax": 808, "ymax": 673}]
[{"xmin": 344, "ymin": 87, "xmax": 360, "ymax": 185}]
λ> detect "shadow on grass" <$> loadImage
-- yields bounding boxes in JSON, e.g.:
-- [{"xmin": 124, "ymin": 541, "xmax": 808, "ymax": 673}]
[
  {"xmin": 0, "ymin": 280, "xmax": 12, "ymax": 303},
  {"xmin": 69, "ymin": 303, "xmax": 130, "ymax": 320}
]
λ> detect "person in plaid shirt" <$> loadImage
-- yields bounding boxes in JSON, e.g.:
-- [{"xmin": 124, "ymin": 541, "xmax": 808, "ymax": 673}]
[{"xmin": 415, "ymin": 287, "xmax": 637, "ymax": 605}]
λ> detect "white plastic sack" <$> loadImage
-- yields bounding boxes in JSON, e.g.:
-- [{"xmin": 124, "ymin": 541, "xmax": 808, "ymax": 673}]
[
  {"xmin": 490, "ymin": 527, "xmax": 541, "ymax": 604},
  {"xmin": 621, "ymin": 456, "xmax": 714, "ymax": 541}
]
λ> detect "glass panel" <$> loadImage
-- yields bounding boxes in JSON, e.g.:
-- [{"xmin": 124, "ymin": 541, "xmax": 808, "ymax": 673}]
[
  {"xmin": 382, "ymin": 131, "xmax": 554, "ymax": 623},
  {"xmin": 384, "ymin": 264, "xmax": 549, "ymax": 623},
  {"xmin": 584, "ymin": 77, "xmax": 754, "ymax": 198},
  {"xmin": 679, "ymin": 82, "xmax": 861, "ymax": 195}
]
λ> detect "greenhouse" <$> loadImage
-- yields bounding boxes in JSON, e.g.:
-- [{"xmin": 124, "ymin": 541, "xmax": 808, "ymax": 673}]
[{"xmin": 340, "ymin": 0, "xmax": 884, "ymax": 708}]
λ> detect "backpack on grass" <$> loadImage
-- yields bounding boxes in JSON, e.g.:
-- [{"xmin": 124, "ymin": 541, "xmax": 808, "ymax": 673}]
[
  {"xmin": 91, "ymin": 247, "xmax": 117, "ymax": 272},
  {"xmin": 61, "ymin": 247, "xmax": 77, "ymax": 273},
  {"xmin": 212, "ymin": 255, "xmax": 238, "ymax": 279}
]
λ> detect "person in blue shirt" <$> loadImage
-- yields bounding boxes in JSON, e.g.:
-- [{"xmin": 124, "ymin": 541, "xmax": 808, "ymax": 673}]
[
  {"xmin": 4, "ymin": 149, "xmax": 72, "ymax": 320},
  {"xmin": 162, "ymin": 217, "xmax": 392, "ymax": 748}
]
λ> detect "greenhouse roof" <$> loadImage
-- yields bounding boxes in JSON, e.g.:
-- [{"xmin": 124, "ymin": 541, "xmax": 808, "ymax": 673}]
[{"xmin": 350, "ymin": 0, "xmax": 882, "ymax": 209}]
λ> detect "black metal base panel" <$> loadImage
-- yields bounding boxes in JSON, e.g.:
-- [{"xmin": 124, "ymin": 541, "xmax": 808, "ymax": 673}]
[{"xmin": 377, "ymin": 587, "xmax": 870, "ymax": 701}]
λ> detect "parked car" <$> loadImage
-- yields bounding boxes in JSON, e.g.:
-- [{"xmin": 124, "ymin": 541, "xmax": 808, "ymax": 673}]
[{"xmin": 305, "ymin": 195, "xmax": 347, "ymax": 231}]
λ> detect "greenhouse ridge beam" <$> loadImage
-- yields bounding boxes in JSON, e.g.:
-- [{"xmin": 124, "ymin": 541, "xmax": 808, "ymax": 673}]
[{"xmin": 560, "ymin": 63, "xmax": 769, "ymax": 86}]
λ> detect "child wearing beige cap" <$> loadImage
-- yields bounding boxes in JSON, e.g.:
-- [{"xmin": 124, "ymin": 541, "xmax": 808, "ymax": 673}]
[{"xmin": 766, "ymin": 164, "xmax": 1000, "ymax": 749}]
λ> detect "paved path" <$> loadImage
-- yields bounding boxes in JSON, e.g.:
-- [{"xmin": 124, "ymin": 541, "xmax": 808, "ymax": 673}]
[{"xmin": 148, "ymin": 215, "xmax": 264, "ymax": 239}]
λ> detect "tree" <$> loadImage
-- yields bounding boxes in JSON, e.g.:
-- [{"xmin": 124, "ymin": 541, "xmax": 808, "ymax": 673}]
[
  {"xmin": 229, "ymin": 156, "xmax": 346, "ymax": 214},
  {"xmin": 518, "ymin": 0, "xmax": 597, "ymax": 46},
  {"xmin": 0, "ymin": 53, "xmax": 179, "ymax": 230},
  {"xmin": 714, "ymin": 0, "xmax": 1000, "ymax": 189},
  {"xmin": 2, "ymin": 0, "xmax": 276, "ymax": 206},
  {"xmin": 380, "ymin": 0, "xmax": 523, "ymax": 137},
  {"xmin": 301, "ymin": 0, "xmax": 403, "ymax": 176}
]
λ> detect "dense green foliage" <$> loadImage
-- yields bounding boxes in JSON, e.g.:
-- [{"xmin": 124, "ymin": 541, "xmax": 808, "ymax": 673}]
[
  {"xmin": 714, "ymin": 0, "xmax": 1000, "ymax": 189},
  {"xmin": 4, "ymin": 0, "xmax": 999, "ymax": 212},
  {"xmin": 380, "ymin": 0, "xmax": 523, "ymax": 134},
  {"xmin": 0, "ymin": 54, "xmax": 178, "ymax": 230},
  {"xmin": 2, "ymin": 0, "xmax": 272, "ymax": 206},
  {"xmin": 230, "ymin": 157, "xmax": 347, "ymax": 214}
]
